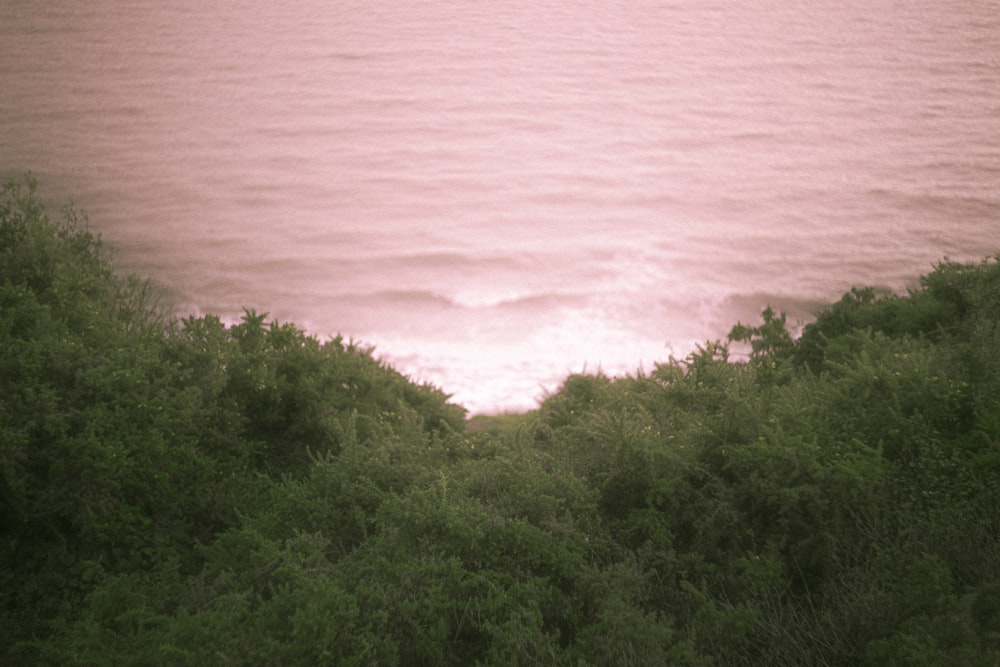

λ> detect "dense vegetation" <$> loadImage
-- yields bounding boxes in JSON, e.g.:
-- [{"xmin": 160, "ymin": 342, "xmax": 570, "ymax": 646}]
[{"xmin": 3, "ymin": 175, "xmax": 999, "ymax": 665}]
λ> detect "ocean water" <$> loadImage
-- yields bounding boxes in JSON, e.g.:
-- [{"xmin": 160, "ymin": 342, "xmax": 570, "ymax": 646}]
[{"xmin": 2, "ymin": 0, "xmax": 998, "ymax": 413}]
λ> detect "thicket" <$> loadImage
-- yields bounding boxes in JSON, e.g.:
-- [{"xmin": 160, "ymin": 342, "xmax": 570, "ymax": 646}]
[{"xmin": 3, "ymin": 175, "xmax": 999, "ymax": 665}]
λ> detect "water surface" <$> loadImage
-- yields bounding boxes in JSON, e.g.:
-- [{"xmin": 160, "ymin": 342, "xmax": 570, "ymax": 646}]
[{"xmin": 2, "ymin": 0, "xmax": 998, "ymax": 411}]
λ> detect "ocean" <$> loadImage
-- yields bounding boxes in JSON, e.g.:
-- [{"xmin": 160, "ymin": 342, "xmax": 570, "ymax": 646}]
[{"xmin": 2, "ymin": 0, "xmax": 998, "ymax": 413}]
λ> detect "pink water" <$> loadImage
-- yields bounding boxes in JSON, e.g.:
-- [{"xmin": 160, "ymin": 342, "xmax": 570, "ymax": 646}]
[{"xmin": 2, "ymin": 0, "xmax": 998, "ymax": 412}]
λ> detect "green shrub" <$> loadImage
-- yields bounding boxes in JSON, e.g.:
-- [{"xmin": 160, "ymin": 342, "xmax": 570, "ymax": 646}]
[{"xmin": 4, "ymin": 175, "xmax": 1000, "ymax": 665}]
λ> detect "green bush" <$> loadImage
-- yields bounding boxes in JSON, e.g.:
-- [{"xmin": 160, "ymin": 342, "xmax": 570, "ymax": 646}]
[{"xmin": 3, "ymin": 175, "xmax": 999, "ymax": 665}]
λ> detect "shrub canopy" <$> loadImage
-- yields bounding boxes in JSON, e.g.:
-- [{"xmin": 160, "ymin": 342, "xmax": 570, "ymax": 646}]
[{"xmin": 3, "ymin": 175, "xmax": 999, "ymax": 665}]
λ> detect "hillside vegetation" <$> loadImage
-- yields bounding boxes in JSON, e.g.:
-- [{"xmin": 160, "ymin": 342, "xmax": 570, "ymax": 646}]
[{"xmin": 3, "ymin": 175, "xmax": 1000, "ymax": 665}]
